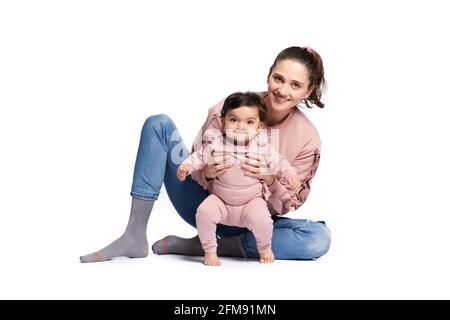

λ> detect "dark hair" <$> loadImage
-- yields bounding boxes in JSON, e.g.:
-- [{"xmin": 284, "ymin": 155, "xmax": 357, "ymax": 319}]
[
  {"xmin": 221, "ymin": 92, "xmax": 267, "ymax": 122},
  {"xmin": 268, "ymin": 46, "xmax": 327, "ymax": 108}
]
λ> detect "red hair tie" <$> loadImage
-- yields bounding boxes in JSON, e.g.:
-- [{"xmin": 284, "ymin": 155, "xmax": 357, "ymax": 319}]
[{"xmin": 305, "ymin": 46, "xmax": 317, "ymax": 58}]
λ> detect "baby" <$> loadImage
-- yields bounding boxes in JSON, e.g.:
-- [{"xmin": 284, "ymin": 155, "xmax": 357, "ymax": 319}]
[{"xmin": 177, "ymin": 92, "xmax": 301, "ymax": 266}]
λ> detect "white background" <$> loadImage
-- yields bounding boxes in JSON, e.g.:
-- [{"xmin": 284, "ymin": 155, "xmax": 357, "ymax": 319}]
[{"xmin": 1, "ymin": 0, "xmax": 449, "ymax": 299}]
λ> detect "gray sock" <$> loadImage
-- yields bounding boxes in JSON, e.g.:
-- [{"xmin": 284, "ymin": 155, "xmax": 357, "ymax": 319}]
[
  {"xmin": 80, "ymin": 197, "xmax": 154, "ymax": 263},
  {"xmin": 217, "ymin": 235, "xmax": 244, "ymax": 257},
  {"xmin": 151, "ymin": 234, "xmax": 243, "ymax": 257}
]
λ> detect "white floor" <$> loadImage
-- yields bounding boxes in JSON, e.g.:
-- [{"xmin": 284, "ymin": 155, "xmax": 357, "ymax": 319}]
[
  {"xmin": 3, "ymin": 236, "xmax": 450, "ymax": 299},
  {"xmin": 2, "ymin": 187, "xmax": 450, "ymax": 300}
]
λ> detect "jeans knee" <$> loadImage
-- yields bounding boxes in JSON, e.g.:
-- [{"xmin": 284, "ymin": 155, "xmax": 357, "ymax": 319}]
[
  {"xmin": 288, "ymin": 222, "xmax": 331, "ymax": 260},
  {"xmin": 310, "ymin": 224, "xmax": 331, "ymax": 259},
  {"xmin": 143, "ymin": 114, "xmax": 175, "ymax": 132}
]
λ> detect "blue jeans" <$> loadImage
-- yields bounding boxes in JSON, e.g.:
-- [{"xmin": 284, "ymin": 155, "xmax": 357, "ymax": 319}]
[{"xmin": 130, "ymin": 114, "xmax": 331, "ymax": 260}]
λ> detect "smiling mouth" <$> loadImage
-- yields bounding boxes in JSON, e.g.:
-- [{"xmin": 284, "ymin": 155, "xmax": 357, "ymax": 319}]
[{"xmin": 273, "ymin": 92, "xmax": 289, "ymax": 103}]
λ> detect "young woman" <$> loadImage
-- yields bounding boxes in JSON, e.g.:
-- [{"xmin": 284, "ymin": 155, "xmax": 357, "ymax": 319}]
[{"xmin": 80, "ymin": 46, "xmax": 331, "ymax": 263}]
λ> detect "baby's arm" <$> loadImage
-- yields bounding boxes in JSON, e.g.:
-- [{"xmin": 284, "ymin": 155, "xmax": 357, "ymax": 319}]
[
  {"xmin": 177, "ymin": 152, "xmax": 205, "ymax": 181},
  {"xmin": 176, "ymin": 163, "xmax": 191, "ymax": 181},
  {"xmin": 266, "ymin": 145, "xmax": 301, "ymax": 193},
  {"xmin": 287, "ymin": 175, "xmax": 301, "ymax": 194},
  {"xmin": 177, "ymin": 141, "xmax": 215, "ymax": 181}
]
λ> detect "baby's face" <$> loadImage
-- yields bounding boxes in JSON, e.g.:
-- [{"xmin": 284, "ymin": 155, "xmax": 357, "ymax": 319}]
[{"xmin": 223, "ymin": 105, "xmax": 261, "ymax": 143}]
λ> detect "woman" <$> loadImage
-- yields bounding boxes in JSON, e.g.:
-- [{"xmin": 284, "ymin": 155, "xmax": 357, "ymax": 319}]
[{"xmin": 80, "ymin": 46, "xmax": 331, "ymax": 263}]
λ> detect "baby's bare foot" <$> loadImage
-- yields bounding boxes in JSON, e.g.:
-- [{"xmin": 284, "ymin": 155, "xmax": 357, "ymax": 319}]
[
  {"xmin": 259, "ymin": 249, "xmax": 275, "ymax": 264},
  {"xmin": 204, "ymin": 252, "xmax": 222, "ymax": 266}
]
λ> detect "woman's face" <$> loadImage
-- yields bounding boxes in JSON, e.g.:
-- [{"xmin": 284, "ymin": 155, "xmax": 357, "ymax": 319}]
[{"xmin": 267, "ymin": 59, "xmax": 312, "ymax": 112}]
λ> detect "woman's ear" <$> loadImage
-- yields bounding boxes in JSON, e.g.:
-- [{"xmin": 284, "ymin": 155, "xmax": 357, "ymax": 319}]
[
  {"xmin": 259, "ymin": 122, "xmax": 266, "ymax": 129},
  {"xmin": 304, "ymin": 87, "xmax": 314, "ymax": 99}
]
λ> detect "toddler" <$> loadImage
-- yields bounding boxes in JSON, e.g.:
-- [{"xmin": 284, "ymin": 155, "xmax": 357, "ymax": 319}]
[{"xmin": 177, "ymin": 92, "xmax": 301, "ymax": 265}]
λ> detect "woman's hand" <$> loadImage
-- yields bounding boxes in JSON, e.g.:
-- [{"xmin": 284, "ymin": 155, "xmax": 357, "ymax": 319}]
[
  {"xmin": 241, "ymin": 153, "xmax": 276, "ymax": 186},
  {"xmin": 203, "ymin": 151, "xmax": 233, "ymax": 180}
]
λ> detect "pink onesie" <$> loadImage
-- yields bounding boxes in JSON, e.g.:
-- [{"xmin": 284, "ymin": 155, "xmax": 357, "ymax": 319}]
[{"xmin": 182, "ymin": 128, "xmax": 297, "ymax": 253}]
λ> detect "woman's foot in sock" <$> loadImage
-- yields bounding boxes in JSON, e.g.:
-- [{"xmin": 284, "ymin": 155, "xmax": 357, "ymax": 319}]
[
  {"xmin": 151, "ymin": 235, "xmax": 204, "ymax": 256},
  {"xmin": 80, "ymin": 198, "xmax": 154, "ymax": 263},
  {"xmin": 259, "ymin": 248, "xmax": 275, "ymax": 264},
  {"xmin": 204, "ymin": 251, "xmax": 222, "ymax": 266},
  {"xmin": 80, "ymin": 234, "xmax": 148, "ymax": 263}
]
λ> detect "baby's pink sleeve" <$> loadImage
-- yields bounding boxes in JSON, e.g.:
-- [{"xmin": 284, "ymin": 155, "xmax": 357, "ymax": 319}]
[
  {"xmin": 266, "ymin": 143, "xmax": 321, "ymax": 215},
  {"xmin": 266, "ymin": 144, "xmax": 297, "ymax": 180},
  {"xmin": 182, "ymin": 131, "xmax": 219, "ymax": 175},
  {"xmin": 190, "ymin": 101, "xmax": 224, "ymax": 189},
  {"xmin": 182, "ymin": 148, "xmax": 208, "ymax": 174}
]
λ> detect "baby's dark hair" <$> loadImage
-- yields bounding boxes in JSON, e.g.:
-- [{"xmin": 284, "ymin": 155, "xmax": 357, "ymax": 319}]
[{"xmin": 221, "ymin": 92, "xmax": 267, "ymax": 122}]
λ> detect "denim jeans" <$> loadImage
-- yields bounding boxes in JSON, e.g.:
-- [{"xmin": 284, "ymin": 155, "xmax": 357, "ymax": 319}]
[{"xmin": 130, "ymin": 114, "xmax": 331, "ymax": 260}]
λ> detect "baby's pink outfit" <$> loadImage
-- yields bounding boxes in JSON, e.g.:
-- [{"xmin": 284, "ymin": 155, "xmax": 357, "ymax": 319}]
[{"xmin": 182, "ymin": 129, "xmax": 296, "ymax": 253}]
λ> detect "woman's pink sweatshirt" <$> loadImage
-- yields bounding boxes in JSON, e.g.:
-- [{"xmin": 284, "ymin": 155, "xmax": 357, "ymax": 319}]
[{"xmin": 191, "ymin": 93, "xmax": 321, "ymax": 215}]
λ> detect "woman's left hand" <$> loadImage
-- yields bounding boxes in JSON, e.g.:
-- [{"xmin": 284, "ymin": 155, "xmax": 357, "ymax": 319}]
[{"xmin": 241, "ymin": 153, "xmax": 276, "ymax": 186}]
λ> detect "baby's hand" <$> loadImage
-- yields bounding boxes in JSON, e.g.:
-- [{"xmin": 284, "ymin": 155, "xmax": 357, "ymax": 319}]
[
  {"xmin": 176, "ymin": 163, "xmax": 190, "ymax": 181},
  {"xmin": 287, "ymin": 175, "xmax": 301, "ymax": 193}
]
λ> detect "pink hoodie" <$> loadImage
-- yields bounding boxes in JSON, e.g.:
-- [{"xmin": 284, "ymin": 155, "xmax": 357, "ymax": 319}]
[{"xmin": 191, "ymin": 93, "xmax": 321, "ymax": 215}]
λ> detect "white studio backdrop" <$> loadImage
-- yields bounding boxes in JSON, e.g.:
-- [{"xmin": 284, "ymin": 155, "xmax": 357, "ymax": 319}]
[{"xmin": 0, "ymin": 0, "xmax": 449, "ymax": 299}]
